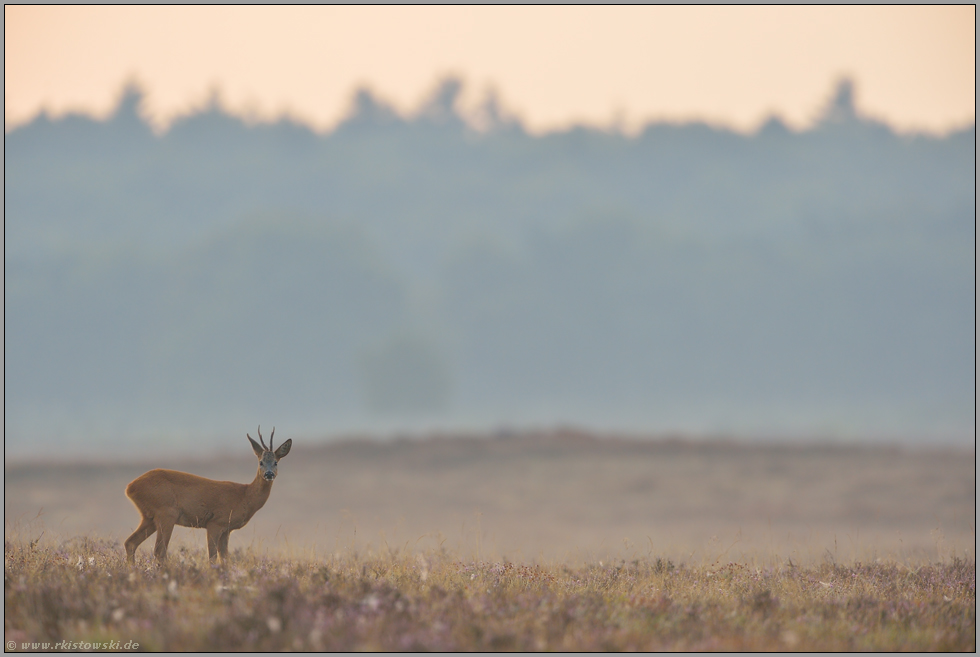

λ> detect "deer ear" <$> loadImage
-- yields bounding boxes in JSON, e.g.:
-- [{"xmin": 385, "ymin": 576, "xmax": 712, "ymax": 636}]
[
  {"xmin": 274, "ymin": 439, "xmax": 292, "ymax": 460},
  {"xmin": 247, "ymin": 435, "xmax": 264, "ymax": 457}
]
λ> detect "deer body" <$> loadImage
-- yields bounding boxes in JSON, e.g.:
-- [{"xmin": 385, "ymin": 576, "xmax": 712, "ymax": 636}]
[{"xmin": 124, "ymin": 427, "xmax": 291, "ymax": 564}]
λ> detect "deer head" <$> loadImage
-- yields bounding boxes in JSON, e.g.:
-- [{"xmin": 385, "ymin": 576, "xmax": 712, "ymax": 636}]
[{"xmin": 247, "ymin": 425, "xmax": 292, "ymax": 481}]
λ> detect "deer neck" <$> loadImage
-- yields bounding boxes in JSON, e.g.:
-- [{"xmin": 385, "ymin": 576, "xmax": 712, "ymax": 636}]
[{"xmin": 245, "ymin": 468, "xmax": 274, "ymax": 510}]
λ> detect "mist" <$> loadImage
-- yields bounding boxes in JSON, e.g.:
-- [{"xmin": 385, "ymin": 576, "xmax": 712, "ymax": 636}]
[{"xmin": 4, "ymin": 78, "xmax": 975, "ymax": 456}]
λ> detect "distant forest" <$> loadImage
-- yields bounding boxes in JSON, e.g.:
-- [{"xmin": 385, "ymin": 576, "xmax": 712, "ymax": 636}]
[{"xmin": 4, "ymin": 78, "xmax": 975, "ymax": 451}]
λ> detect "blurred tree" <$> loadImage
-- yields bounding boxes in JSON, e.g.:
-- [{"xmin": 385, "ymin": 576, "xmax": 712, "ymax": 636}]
[{"xmin": 360, "ymin": 333, "xmax": 453, "ymax": 414}]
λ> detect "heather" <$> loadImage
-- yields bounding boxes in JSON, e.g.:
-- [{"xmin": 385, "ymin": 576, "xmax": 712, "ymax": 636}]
[{"xmin": 4, "ymin": 536, "xmax": 975, "ymax": 652}]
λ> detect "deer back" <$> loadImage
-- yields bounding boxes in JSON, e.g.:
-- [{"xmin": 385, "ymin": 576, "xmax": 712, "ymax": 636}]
[{"xmin": 126, "ymin": 469, "xmax": 252, "ymax": 526}]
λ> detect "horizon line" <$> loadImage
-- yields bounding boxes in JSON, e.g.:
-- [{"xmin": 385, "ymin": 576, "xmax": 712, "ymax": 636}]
[{"xmin": 6, "ymin": 76, "xmax": 976, "ymax": 139}]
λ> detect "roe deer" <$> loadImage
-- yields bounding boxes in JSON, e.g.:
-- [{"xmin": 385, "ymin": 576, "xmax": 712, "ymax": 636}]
[{"xmin": 124, "ymin": 426, "xmax": 292, "ymax": 564}]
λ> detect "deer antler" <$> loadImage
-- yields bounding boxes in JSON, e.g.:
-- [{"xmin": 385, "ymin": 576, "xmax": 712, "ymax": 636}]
[
  {"xmin": 269, "ymin": 427, "xmax": 276, "ymax": 453},
  {"xmin": 257, "ymin": 425, "xmax": 268, "ymax": 451}
]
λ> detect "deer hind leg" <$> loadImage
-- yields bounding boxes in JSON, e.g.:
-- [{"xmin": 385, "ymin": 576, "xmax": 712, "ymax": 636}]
[
  {"xmin": 125, "ymin": 517, "xmax": 156, "ymax": 564},
  {"xmin": 153, "ymin": 515, "xmax": 176, "ymax": 563},
  {"xmin": 217, "ymin": 531, "xmax": 231, "ymax": 563}
]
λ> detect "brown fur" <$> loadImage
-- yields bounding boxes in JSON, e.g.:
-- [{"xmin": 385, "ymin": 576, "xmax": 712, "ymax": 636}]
[{"xmin": 124, "ymin": 433, "xmax": 291, "ymax": 564}]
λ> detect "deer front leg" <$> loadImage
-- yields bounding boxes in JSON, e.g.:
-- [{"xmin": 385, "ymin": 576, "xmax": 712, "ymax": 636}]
[
  {"xmin": 206, "ymin": 524, "xmax": 224, "ymax": 563},
  {"xmin": 125, "ymin": 517, "xmax": 156, "ymax": 564}
]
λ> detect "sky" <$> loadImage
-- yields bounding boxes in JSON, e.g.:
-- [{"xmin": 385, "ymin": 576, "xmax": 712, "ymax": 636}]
[{"xmin": 4, "ymin": 5, "xmax": 976, "ymax": 134}]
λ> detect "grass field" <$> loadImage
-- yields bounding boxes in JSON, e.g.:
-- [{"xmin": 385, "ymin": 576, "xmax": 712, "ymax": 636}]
[
  {"xmin": 4, "ymin": 536, "xmax": 975, "ymax": 651},
  {"xmin": 4, "ymin": 432, "xmax": 976, "ymax": 650}
]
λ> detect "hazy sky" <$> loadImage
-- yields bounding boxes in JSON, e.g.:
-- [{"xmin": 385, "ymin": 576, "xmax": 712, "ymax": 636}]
[{"xmin": 4, "ymin": 6, "xmax": 976, "ymax": 134}]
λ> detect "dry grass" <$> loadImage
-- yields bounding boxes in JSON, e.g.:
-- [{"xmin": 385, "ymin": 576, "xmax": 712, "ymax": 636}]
[{"xmin": 4, "ymin": 534, "xmax": 975, "ymax": 651}]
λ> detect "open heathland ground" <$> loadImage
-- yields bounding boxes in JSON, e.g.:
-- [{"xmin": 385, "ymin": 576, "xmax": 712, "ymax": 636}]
[
  {"xmin": 3, "ymin": 537, "xmax": 976, "ymax": 651},
  {"xmin": 5, "ymin": 432, "xmax": 975, "ymax": 563},
  {"xmin": 4, "ymin": 433, "xmax": 975, "ymax": 650}
]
